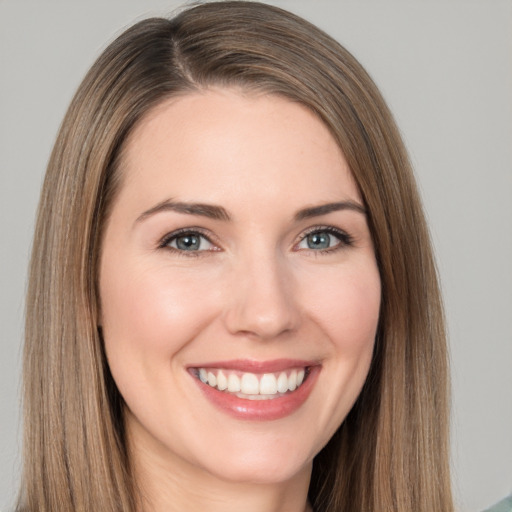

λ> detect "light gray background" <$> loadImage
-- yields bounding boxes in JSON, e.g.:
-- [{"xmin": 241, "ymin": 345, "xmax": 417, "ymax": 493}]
[{"xmin": 1, "ymin": 1, "xmax": 511, "ymax": 511}]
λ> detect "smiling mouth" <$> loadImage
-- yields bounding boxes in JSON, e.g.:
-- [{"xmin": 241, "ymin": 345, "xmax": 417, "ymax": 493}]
[
  {"xmin": 192, "ymin": 367, "xmax": 311, "ymax": 400},
  {"xmin": 189, "ymin": 360, "xmax": 320, "ymax": 420}
]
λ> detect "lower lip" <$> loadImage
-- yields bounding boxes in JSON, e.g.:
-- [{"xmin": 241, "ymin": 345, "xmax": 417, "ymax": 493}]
[{"xmin": 192, "ymin": 366, "xmax": 321, "ymax": 421}]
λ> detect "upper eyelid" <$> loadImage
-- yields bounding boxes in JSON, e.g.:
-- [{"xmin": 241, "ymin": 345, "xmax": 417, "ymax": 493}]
[
  {"xmin": 295, "ymin": 225, "xmax": 350, "ymax": 241},
  {"xmin": 300, "ymin": 225, "xmax": 345, "ymax": 235}
]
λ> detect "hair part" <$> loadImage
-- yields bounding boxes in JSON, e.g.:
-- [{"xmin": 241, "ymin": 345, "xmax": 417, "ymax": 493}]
[{"xmin": 19, "ymin": 2, "xmax": 452, "ymax": 511}]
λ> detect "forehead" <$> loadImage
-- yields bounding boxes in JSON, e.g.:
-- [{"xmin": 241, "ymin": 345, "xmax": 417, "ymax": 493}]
[{"xmin": 118, "ymin": 88, "xmax": 361, "ymax": 212}]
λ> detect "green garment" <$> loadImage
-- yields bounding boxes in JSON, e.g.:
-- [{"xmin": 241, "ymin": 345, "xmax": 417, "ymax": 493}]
[{"xmin": 484, "ymin": 495, "xmax": 512, "ymax": 512}]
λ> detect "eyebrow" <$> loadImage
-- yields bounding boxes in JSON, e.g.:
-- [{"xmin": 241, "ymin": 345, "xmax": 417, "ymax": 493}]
[
  {"xmin": 136, "ymin": 199, "xmax": 231, "ymax": 223},
  {"xmin": 294, "ymin": 200, "xmax": 366, "ymax": 221},
  {"xmin": 135, "ymin": 198, "xmax": 366, "ymax": 224}
]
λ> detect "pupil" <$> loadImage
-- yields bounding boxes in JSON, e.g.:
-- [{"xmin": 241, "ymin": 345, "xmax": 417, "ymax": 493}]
[
  {"xmin": 177, "ymin": 234, "xmax": 200, "ymax": 250},
  {"xmin": 308, "ymin": 232, "xmax": 330, "ymax": 249}
]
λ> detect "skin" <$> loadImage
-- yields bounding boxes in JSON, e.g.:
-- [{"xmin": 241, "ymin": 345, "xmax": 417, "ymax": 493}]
[{"xmin": 99, "ymin": 89, "xmax": 381, "ymax": 512}]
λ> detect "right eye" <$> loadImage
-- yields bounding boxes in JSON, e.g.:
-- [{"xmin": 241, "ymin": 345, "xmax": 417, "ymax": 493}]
[{"xmin": 160, "ymin": 230, "xmax": 217, "ymax": 254}]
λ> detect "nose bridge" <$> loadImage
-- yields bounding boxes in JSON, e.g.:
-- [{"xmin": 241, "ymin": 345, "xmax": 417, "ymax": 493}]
[{"xmin": 224, "ymin": 245, "xmax": 300, "ymax": 339}]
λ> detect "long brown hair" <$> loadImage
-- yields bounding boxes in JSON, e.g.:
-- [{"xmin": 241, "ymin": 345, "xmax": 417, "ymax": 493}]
[{"xmin": 18, "ymin": 2, "xmax": 452, "ymax": 511}]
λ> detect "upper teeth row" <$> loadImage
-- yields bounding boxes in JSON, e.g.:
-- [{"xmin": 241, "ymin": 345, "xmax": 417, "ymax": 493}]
[{"xmin": 198, "ymin": 368, "xmax": 306, "ymax": 395}]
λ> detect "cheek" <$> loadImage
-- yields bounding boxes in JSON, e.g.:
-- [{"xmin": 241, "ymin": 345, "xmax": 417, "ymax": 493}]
[
  {"xmin": 99, "ymin": 262, "xmax": 220, "ymax": 366},
  {"xmin": 98, "ymin": 261, "xmax": 226, "ymax": 436},
  {"xmin": 304, "ymin": 261, "xmax": 381, "ymax": 352}
]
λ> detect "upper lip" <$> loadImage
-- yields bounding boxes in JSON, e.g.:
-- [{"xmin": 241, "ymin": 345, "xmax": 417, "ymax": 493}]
[{"xmin": 188, "ymin": 358, "xmax": 319, "ymax": 373}]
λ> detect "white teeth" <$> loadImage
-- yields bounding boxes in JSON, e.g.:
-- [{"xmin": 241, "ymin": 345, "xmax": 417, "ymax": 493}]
[
  {"xmin": 288, "ymin": 369, "xmax": 297, "ymax": 391},
  {"xmin": 277, "ymin": 372, "xmax": 288, "ymax": 393},
  {"xmin": 198, "ymin": 367, "xmax": 308, "ymax": 397},
  {"xmin": 259, "ymin": 373, "xmax": 277, "ymax": 394},
  {"xmin": 240, "ymin": 373, "xmax": 259, "ymax": 394},
  {"xmin": 246, "ymin": 394, "xmax": 275, "ymax": 400},
  {"xmin": 217, "ymin": 370, "xmax": 228, "ymax": 390},
  {"xmin": 207, "ymin": 371, "xmax": 217, "ymax": 387},
  {"xmin": 227, "ymin": 373, "xmax": 241, "ymax": 392}
]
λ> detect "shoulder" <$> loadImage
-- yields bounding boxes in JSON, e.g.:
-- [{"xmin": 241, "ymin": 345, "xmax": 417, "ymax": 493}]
[{"xmin": 483, "ymin": 495, "xmax": 512, "ymax": 512}]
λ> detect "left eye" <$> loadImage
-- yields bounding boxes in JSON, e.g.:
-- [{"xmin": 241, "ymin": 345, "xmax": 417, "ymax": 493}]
[
  {"xmin": 297, "ymin": 229, "xmax": 344, "ymax": 251},
  {"xmin": 165, "ymin": 232, "xmax": 215, "ymax": 252}
]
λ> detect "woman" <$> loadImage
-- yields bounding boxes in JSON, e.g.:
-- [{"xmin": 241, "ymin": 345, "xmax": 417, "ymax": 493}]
[{"xmin": 17, "ymin": 2, "xmax": 453, "ymax": 511}]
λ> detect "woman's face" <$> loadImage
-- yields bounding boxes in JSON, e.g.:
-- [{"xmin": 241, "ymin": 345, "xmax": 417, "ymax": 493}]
[{"xmin": 99, "ymin": 89, "xmax": 381, "ymax": 485}]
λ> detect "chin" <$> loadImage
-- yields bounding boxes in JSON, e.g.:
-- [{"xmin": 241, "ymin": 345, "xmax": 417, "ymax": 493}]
[
  {"xmin": 191, "ymin": 432, "xmax": 316, "ymax": 486},
  {"xmin": 206, "ymin": 454, "xmax": 311, "ymax": 486}
]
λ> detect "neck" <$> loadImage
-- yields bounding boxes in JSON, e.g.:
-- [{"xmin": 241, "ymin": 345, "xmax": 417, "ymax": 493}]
[{"xmin": 128, "ymin": 424, "xmax": 313, "ymax": 512}]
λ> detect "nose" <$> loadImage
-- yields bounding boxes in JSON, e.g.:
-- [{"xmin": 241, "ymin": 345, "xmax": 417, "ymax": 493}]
[{"xmin": 223, "ymin": 252, "xmax": 301, "ymax": 340}]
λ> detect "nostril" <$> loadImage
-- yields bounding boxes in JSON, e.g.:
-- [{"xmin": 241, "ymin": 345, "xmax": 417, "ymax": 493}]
[{"xmin": 225, "ymin": 308, "xmax": 300, "ymax": 339}]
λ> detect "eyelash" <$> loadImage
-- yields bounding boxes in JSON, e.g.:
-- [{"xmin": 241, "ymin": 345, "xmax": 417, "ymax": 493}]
[
  {"xmin": 158, "ymin": 225, "xmax": 354, "ymax": 257},
  {"xmin": 295, "ymin": 225, "xmax": 354, "ymax": 255}
]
